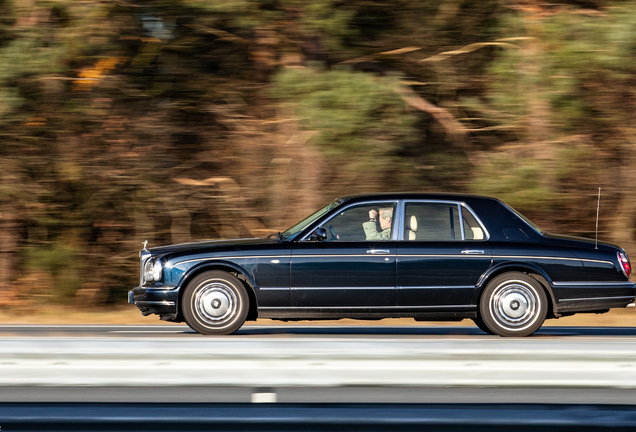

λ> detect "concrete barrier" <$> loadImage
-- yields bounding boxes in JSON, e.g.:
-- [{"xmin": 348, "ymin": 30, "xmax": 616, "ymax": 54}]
[{"xmin": 1, "ymin": 336, "xmax": 636, "ymax": 388}]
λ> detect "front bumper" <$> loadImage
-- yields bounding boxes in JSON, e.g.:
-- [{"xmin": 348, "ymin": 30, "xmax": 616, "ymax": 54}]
[{"xmin": 129, "ymin": 286, "xmax": 180, "ymax": 320}]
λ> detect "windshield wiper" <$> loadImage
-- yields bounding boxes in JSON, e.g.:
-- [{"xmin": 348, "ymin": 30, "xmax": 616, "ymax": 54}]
[{"xmin": 267, "ymin": 231, "xmax": 284, "ymax": 242}]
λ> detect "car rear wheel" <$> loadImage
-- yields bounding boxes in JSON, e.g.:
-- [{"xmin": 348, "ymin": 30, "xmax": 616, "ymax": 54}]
[
  {"xmin": 479, "ymin": 272, "xmax": 547, "ymax": 337},
  {"xmin": 182, "ymin": 271, "xmax": 249, "ymax": 335}
]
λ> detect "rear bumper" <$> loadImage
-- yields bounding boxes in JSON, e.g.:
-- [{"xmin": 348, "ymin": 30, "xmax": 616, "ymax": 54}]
[
  {"xmin": 551, "ymin": 281, "xmax": 636, "ymax": 313},
  {"xmin": 129, "ymin": 286, "xmax": 179, "ymax": 320}
]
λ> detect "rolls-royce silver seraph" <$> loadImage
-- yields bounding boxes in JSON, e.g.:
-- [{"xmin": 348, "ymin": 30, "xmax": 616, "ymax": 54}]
[{"xmin": 129, "ymin": 193, "xmax": 635, "ymax": 337}]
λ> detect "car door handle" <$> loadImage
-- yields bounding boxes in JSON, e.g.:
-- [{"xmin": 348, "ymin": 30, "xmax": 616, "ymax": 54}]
[
  {"xmin": 461, "ymin": 250, "xmax": 485, "ymax": 255},
  {"xmin": 367, "ymin": 249, "xmax": 390, "ymax": 254}
]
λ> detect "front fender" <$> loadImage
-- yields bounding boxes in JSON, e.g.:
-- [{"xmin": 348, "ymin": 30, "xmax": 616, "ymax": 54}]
[{"xmin": 176, "ymin": 259, "xmax": 258, "ymax": 291}]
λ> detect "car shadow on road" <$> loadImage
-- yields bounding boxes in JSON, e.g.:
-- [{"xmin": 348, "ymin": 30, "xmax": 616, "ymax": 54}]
[{"xmin": 236, "ymin": 326, "xmax": 636, "ymax": 337}]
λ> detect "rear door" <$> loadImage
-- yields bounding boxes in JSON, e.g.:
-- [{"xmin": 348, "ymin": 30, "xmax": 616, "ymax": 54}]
[{"xmin": 397, "ymin": 201, "xmax": 492, "ymax": 307}]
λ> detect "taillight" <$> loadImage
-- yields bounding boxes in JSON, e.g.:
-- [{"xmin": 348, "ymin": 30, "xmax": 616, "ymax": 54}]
[{"xmin": 618, "ymin": 252, "xmax": 631, "ymax": 278}]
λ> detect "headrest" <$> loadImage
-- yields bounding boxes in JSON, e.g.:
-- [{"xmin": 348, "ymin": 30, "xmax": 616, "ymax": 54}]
[
  {"xmin": 408, "ymin": 230, "xmax": 417, "ymax": 240},
  {"xmin": 471, "ymin": 227, "xmax": 484, "ymax": 240},
  {"xmin": 407, "ymin": 215, "xmax": 418, "ymax": 232}
]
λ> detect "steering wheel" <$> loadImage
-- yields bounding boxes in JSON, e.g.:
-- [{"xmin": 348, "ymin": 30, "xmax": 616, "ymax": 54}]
[{"xmin": 328, "ymin": 224, "xmax": 339, "ymax": 240}]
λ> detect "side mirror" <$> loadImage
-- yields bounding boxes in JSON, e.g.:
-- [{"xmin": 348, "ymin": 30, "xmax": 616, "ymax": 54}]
[{"xmin": 310, "ymin": 227, "xmax": 327, "ymax": 241}]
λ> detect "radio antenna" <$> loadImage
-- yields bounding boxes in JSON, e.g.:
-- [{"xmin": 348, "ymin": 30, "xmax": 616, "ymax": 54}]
[{"xmin": 595, "ymin": 187, "xmax": 601, "ymax": 249}]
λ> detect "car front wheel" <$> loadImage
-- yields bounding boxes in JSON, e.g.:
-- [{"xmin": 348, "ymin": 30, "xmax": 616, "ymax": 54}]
[
  {"xmin": 182, "ymin": 270, "xmax": 249, "ymax": 335},
  {"xmin": 472, "ymin": 315, "xmax": 495, "ymax": 335},
  {"xmin": 479, "ymin": 272, "xmax": 547, "ymax": 337}
]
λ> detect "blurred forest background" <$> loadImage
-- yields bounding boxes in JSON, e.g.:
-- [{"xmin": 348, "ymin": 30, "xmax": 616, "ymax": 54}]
[{"xmin": 1, "ymin": 0, "xmax": 636, "ymax": 308}]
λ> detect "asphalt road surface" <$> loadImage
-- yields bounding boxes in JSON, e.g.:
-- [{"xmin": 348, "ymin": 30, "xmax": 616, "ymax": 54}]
[
  {"xmin": 2, "ymin": 324, "xmax": 636, "ymax": 338},
  {"xmin": 5, "ymin": 385, "xmax": 636, "ymax": 405}
]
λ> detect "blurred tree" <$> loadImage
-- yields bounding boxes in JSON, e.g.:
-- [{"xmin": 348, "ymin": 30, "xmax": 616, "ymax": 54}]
[
  {"xmin": 461, "ymin": 4, "xmax": 636, "ymax": 239},
  {"xmin": 1, "ymin": 0, "xmax": 636, "ymax": 308}
]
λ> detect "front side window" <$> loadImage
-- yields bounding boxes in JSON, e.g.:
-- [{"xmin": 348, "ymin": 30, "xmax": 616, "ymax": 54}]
[
  {"xmin": 315, "ymin": 202, "xmax": 396, "ymax": 242},
  {"xmin": 282, "ymin": 200, "xmax": 340, "ymax": 240}
]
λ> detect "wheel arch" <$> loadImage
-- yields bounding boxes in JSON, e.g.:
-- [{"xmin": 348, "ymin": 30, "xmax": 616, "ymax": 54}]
[
  {"xmin": 175, "ymin": 261, "xmax": 259, "ymax": 323},
  {"xmin": 475, "ymin": 262, "xmax": 558, "ymax": 319}
]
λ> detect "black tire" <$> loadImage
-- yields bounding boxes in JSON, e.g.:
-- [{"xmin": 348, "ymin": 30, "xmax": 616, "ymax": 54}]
[
  {"xmin": 182, "ymin": 271, "xmax": 249, "ymax": 335},
  {"xmin": 479, "ymin": 272, "xmax": 547, "ymax": 337},
  {"xmin": 472, "ymin": 315, "xmax": 495, "ymax": 335}
]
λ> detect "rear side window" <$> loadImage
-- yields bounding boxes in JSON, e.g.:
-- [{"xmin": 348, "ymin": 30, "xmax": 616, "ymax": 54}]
[
  {"xmin": 404, "ymin": 203, "xmax": 460, "ymax": 241},
  {"xmin": 404, "ymin": 202, "xmax": 487, "ymax": 241},
  {"xmin": 462, "ymin": 207, "xmax": 485, "ymax": 240}
]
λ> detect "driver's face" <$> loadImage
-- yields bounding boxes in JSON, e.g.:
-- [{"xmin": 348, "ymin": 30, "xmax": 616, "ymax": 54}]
[{"xmin": 379, "ymin": 208, "xmax": 393, "ymax": 230}]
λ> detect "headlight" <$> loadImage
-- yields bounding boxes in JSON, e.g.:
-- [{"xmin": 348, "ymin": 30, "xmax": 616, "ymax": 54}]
[{"xmin": 144, "ymin": 259, "xmax": 163, "ymax": 282}]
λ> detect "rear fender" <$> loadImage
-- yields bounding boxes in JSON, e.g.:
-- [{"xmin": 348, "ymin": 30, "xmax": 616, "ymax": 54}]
[{"xmin": 474, "ymin": 262, "xmax": 559, "ymax": 318}]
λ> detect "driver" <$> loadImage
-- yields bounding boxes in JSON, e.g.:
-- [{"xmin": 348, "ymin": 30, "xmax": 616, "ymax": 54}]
[{"xmin": 363, "ymin": 207, "xmax": 393, "ymax": 240}]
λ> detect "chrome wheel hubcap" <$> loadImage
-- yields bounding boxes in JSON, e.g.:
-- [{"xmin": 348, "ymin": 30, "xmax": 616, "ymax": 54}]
[
  {"xmin": 490, "ymin": 282, "xmax": 537, "ymax": 330},
  {"xmin": 194, "ymin": 282, "xmax": 238, "ymax": 325}
]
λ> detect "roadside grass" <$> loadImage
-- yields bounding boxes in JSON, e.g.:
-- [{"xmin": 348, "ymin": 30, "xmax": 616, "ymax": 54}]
[{"xmin": 0, "ymin": 305, "xmax": 634, "ymax": 327}]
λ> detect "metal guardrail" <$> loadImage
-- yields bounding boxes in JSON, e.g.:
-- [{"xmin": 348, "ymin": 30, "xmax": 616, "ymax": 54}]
[{"xmin": 3, "ymin": 403, "xmax": 636, "ymax": 431}]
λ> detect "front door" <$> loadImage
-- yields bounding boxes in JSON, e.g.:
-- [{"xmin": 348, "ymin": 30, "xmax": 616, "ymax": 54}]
[{"xmin": 291, "ymin": 202, "xmax": 398, "ymax": 308}]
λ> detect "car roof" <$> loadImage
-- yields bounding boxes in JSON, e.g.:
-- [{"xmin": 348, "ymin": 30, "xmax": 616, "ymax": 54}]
[{"xmin": 335, "ymin": 192, "xmax": 502, "ymax": 204}]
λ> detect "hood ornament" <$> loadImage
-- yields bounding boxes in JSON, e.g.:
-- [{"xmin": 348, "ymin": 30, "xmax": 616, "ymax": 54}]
[{"xmin": 142, "ymin": 240, "xmax": 149, "ymax": 252}]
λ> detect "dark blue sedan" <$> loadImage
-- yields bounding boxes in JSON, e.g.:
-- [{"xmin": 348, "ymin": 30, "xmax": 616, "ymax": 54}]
[{"xmin": 129, "ymin": 193, "xmax": 635, "ymax": 337}]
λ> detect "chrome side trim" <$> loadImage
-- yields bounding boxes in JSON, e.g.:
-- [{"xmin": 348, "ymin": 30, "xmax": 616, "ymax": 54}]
[
  {"xmin": 493, "ymin": 255, "xmax": 613, "ymax": 265},
  {"xmin": 290, "ymin": 286, "xmax": 394, "ymax": 291},
  {"xmin": 398, "ymin": 285, "xmax": 474, "ymax": 290},
  {"xmin": 227, "ymin": 285, "xmax": 477, "ymax": 291},
  {"xmin": 399, "ymin": 254, "xmax": 489, "ymax": 258},
  {"xmin": 176, "ymin": 254, "xmax": 400, "ymax": 265},
  {"xmin": 294, "ymin": 254, "xmax": 395, "ymax": 258},
  {"xmin": 175, "ymin": 255, "xmax": 291, "ymax": 265},
  {"xmin": 259, "ymin": 305, "xmax": 477, "ymax": 310},
  {"xmin": 174, "ymin": 253, "xmax": 614, "ymax": 266},
  {"xmin": 135, "ymin": 300, "xmax": 176, "ymax": 306},
  {"xmin": 143, "ymin": 286, "xmax": 180, "ymax": 291},
  {"xmin": 558, "ymin": 296, "xmax": 635, "ymax": 303},
  {"xmin": 551, "ymin": 281, "xmax": 635, "ymax": 287}
]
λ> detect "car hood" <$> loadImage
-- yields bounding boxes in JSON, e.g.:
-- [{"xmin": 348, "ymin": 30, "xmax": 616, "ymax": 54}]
[{"xmin": 147, "ymin": 237, "xmax": 281, "ymax": 256}]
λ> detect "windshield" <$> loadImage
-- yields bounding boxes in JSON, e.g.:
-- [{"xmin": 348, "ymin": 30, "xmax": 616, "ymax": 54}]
[
  {"xmin": 503, "ymin": 203, "xmax": 545, "ymax": 234},
  {"xmin": 281, "ymin": 200, "xmax": 341, "ymax": 240}
]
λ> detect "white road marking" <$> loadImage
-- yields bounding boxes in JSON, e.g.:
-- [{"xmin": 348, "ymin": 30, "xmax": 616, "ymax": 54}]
[{"xmin": 252, "ymin": 392, "xmax": 277, "ymax": 403}]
